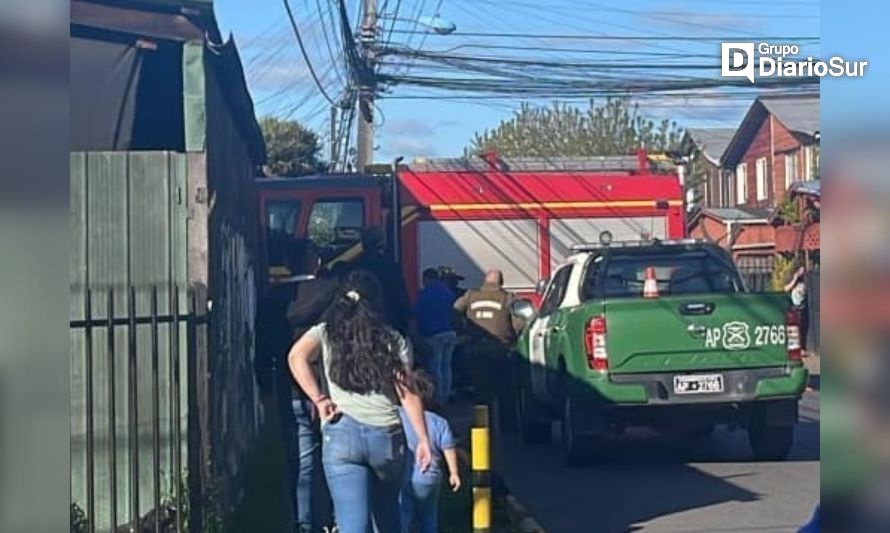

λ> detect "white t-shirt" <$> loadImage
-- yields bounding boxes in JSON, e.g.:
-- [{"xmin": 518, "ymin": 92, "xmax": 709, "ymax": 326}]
[{"xmin": 305, "ymin": 323, "xmax": 412, "ymax": 427}]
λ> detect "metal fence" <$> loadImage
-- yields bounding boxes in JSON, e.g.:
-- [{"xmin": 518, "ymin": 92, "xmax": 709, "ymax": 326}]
[
  {"xmin": 737, "ymin": 255, "xmax": 775, "ymax": 293},
  {"xmin": 735, "ymin": 255, "xmax": 820, "ymax": 353},
  {"xmin": 70, "ymin": 285, "xmax": 207, "ymax": 533}
]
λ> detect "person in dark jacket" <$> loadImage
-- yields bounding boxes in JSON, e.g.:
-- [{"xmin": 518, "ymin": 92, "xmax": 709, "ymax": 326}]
[
  {"xmin": 349, "ymin": 226, "xmax": 411, "ymax": 334},
  {"xmin": 453, "ymin": 269, "xmax": 521, "ymax": 404},
  {"xmin": 414, "ymin": 268, "xmax": 458, "ymax": 404},
  {"xmin": 284, "ymin": 239, "xmax": 339, "ymax": 532}
]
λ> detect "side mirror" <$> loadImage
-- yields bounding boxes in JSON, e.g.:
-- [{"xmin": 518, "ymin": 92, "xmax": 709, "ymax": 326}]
[
  {"xmin": 510, "ymin": 299, "xmax": 536, "ymax": 321},
  {"xmin": 536, "ymin": 278, "xmax": 548, "ymax": 295}
]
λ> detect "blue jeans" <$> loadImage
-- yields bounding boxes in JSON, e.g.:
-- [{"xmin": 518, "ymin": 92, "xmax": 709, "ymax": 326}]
[
  {"xmin": 424, "ymin": 331, "xmax": 457, "ymax": 403},
  {"xmin": 292, "ymin": 398, "xmax": 322, "ymax": 532},
  {"xmin": 399, "ymin": 472, "xmax": 441, "ymax": 533},
  {"xmin": 322, "ymin": 415, "xmax": 407, "ymax": 533}
]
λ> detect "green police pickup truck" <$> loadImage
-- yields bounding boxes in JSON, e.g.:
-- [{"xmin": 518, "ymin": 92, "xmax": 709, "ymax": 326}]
[{"xmin": 508, "ymin": 238, "xmax": 808, "ymax": 465}]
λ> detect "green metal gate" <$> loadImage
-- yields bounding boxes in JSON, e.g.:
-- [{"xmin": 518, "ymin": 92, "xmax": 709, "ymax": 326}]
[{"xmin": 70, "ymin": 151, "xmax": 192, "ymax": 531}]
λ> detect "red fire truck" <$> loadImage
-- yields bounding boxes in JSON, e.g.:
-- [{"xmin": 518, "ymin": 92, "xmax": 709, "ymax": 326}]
[{"xmin": 256, "ymin": 151, "xmax": 685, "ymax": 300}]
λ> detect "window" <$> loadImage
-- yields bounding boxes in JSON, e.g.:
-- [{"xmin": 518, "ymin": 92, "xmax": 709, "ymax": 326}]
[
  {"xmin": 785, "ymin": 151, "xmax": 800, "ymax": 188},
  {"xmin": 735, "ymin": 163, "xmax": 747, "ymax": 205},
  {"xmin": 266, "ymin": 199, "xmax": 300, "ymax": 235},
  {"xmin": 721, "ymin": 170, "xmax": 734, "ymax": 206},
  {"xmin": 308, "ymin": 199, "xmax": 365, "ymax": 259},
  {"xmin": 600, "ymin": 250, "xmax": 742, "ymax": 299},
  {"xmin": 265, "ymin": 199, "xmax": 301, "ymax": 267},
  {"xmin": 580, "ymin": 254, "xmax": 604, "ymax": 301},
  {"xmin": 538, "ymin": 266, "xmax": 572, "ymax": 316},
  {"xmin": 755, "ymin": 157, "xmax": 768, "ymax": 201},
  {"xmin": 804, "ymin": 145, "xmax": 818, "ymax": 180}
]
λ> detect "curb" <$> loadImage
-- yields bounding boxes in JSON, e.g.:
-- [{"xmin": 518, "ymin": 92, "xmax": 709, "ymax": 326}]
[{"xmin": 502, "ymin": 494, "xmax": 546, "ymax": 533}]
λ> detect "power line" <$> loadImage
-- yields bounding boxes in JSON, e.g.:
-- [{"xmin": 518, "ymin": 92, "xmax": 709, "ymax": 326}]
[
  {"xmin": 282, "ymin": 0, "xmax": 340, "ymax": 106},
  {"xmin": 396, "ymin": 0, "xmax": 444, "ymax": 74},
  {"xmin": 315, "ymin": 0, "xmax": 348, "ymax": 86},
  {"xmin": 384, "ymin": 0, "xmax": 404, "ymax": 46},
  {"xmin": 382, "ymin": 47, "xmax": 723, "ymax": 69},
  {"xmin": 384, "ymin": 29, "xmax": 819, "ymax": 41},
  {"xmin": 429, "ymin": 43, "xmax": 717, "ymax": 58}
]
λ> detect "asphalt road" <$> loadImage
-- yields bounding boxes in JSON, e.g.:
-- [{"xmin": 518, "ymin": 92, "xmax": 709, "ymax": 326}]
[{"xmin": 494, "ymin": 391, "xmax": 820, "ymax": 533}]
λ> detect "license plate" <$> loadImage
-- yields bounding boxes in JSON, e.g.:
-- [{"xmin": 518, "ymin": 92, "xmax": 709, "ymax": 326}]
[{"xmin": 673, "ymin": 374, "xmax": 724, "ymax": 394}]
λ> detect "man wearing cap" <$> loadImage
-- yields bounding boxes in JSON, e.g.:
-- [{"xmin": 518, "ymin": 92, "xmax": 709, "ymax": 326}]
[
  {"xmin": 454, "ymin": 269, "xmax": 521, "ymax": 405},
  {"xmin": 348, "ymin": 226, "xmax": 411, "ymax": 333},
  {"xmin": 439, "ymin": 266, "xmax": 467, "ymax": 299},
  {"xmin": 258, "ymin": 239, "xmax": 336, "ymax": 532}
]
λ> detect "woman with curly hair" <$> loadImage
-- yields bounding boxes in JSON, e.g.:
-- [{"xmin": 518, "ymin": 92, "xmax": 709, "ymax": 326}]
[{"xmin": 288, "ymin": 269, "xmax": 432, "ymax": 533}]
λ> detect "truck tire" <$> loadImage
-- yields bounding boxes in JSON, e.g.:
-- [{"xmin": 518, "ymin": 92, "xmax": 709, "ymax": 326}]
[
  {"xmin": 748, "ymin": 424, "xmax": 794, "ymax": 461},
  {"xmin": 497, "ymin": 354, "xmax": 519, "ymax": 433},
  {"xmin": 561, "ymin": 392, "xmax": 598, "ymax": 466},
  {"xmin": 517, "ymin": 379, "xmax": 551, "ymax": 445}
]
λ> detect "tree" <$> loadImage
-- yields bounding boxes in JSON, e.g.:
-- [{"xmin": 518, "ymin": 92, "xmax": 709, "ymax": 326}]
[
  {"xmin": 467, "ymin": 98, "xmax": 684, "ymax": 157},
  {"xmin": 260, "ymin": 116, "xmax": 325, "ymax": 176}
]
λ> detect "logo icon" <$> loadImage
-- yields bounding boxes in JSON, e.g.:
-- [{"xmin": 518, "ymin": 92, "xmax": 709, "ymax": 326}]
[
  {"xmin": 722, "ymin": 321, "xmax": 751, "ymax": 351},
  {"xmin": 721, "ymin": 42, "xmax": 755, "ymax": 84}
]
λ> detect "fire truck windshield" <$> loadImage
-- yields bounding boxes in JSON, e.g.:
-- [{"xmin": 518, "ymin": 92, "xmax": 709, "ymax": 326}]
[
  {"xmin": 308, "ymin": 199, "xmax": 365, "ymax": 263},
  {"xmin": 265, "ymin": 199, "xmax": 301, "ymax": 269}
]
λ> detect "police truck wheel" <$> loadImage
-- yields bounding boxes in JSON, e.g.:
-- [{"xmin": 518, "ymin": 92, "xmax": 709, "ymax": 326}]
[
  {"xmin": 517, "ymin": 380, "xmax": 551, "ymax": 445},
  {"xmin": 748, "ymin": 423, "xmax": 794, "ymax": 461},
  {"xmin": 561, "ymin": 392, "xmax": 597, "ymax": 466},
  {"xmin": 497, "ymin": 356, "xmax": 519, "ymax": 433}
]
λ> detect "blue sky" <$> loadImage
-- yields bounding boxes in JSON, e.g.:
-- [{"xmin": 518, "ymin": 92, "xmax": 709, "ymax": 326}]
[
  {"xmin": 215, "ymin": 0, "xmax": 822, "ymax": 162},
  {"xmin": 821, "ymin": 0, "xmax": 889, "ymax": 129}
]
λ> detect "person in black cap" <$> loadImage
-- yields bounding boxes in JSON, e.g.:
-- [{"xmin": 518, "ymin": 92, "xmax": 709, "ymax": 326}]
[
  {"xmin": 438, "ymin": 266, "xmax": 467, "ymax": 299},
  {"xmin": 258, "ymin": 238, "xmax": 338, "ymax": 532},
  {"xmin": 347, "ymin": 226, "xmax": 411, "ymax": 334}
]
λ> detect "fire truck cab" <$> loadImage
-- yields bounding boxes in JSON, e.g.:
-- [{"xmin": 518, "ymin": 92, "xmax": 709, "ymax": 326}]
[{"xmin": 256, "ymin": 151, "xmax": 685, "ymax": 301}]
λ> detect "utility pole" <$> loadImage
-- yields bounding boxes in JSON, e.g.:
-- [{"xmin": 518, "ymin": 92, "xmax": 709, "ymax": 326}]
[
  {"xmin": 329, "ymin": 105, "xmax": 338, "ymax": 171},
  {"xmin": 356, "ymin": 0, "xmax": 377, "ymax": 173}
]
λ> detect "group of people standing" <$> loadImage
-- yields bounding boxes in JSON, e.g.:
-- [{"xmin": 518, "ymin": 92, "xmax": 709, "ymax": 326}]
[{"xmin": 257, "ymin": 227, "xmax": 519, "ymax": 533}]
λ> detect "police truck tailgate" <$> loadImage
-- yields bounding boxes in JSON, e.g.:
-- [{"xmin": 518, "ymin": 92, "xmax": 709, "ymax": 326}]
[
  {"xmin": 594, "ymin": 246, "xmax": 791, "ymax": 375},
  {"xmin": 603, "ymin": 293, "xmax": 790, "ymax": 374}
]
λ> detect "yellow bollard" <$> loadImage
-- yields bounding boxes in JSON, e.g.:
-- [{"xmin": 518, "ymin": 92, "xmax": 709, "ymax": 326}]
[
  {"xmin": 471, "ymin": 428, "xmax": 490, "ymax": 471},
  {"xmin": 471, "ymin": 404, "xmax": 491, "ymax": 532},
  {"xmin": 473, "ymin": 404, "xmax": 490, "ymax": 428},
  {"xmin": 473, "ymin": 487, "xmax": 492, "ymax": 531}
]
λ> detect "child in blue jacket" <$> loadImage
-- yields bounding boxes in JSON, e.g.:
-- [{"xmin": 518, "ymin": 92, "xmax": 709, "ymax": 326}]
[{"xmin": 398, "ymin": 378, "xmax": 461, "ymax": 533}]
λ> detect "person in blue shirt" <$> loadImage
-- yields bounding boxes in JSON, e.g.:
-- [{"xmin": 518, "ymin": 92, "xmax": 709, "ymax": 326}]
[
  {"xmin": 399, "ymin": 377, "xmax": 461, "ymax": 533},
  {"xmin": 414, "ymin": 268, "xmax": 458, "ymax": 404}
]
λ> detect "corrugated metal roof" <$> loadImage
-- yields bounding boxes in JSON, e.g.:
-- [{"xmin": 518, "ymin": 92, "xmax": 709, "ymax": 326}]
[
  {"xmin": 686, "ymin": 128, "xmax": 736, "ymax": 163},
  {"xmin": 408, "ymin": 155, "xmax": 643, "ymax": 173},
  {"xmin": 789, "ymin": 179, "xmax": 821, "ymax": 197},
  {"xmin": 759, "ymin": 95, "xmax": 820, "ymax": 135},
  {"xmin": 702, "ymin": 206, "xmax": 772, "ymax": 222}
]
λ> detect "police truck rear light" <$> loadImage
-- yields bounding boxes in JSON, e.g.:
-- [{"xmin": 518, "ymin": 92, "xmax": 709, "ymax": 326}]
[
  {"xmin": 585, "ymin": 315, "xmax": 608, "ymax": 372},
  {"xmin": 786, "ymin": 309, "xmax": 802, "ymax": 362}
]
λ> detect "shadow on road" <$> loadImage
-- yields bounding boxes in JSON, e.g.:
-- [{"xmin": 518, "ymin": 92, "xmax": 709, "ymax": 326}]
[
  {"xmin": 494, "ymin": 430, "xmax": 763, "ymax": 533},
  {"xmin": 486, "ymin": 354, "xmax": 819, "ymax": 533}
]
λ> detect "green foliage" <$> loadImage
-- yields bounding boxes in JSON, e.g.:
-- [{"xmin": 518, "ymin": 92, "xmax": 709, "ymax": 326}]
[
  {"xmin": 684, "ymin": 146, "xmax": 711, "ymax": 190},
  {"xmin": 260, "ymin": 116, "xmax": 324, "ymax": 176},
  {"xmin": 71, "ymin": 502, "xmax": 89, "ymax": 533},
  {"xmin": 771, "ymin": 254, "xmax": 796, "ymax": 292},
  {"xmin": 777, "ymin": 198, "xmax": 802, "ymax": 225},
  {"xmin": 467, "ymin": 98, "xmax": 685, "ymax": 157}
]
